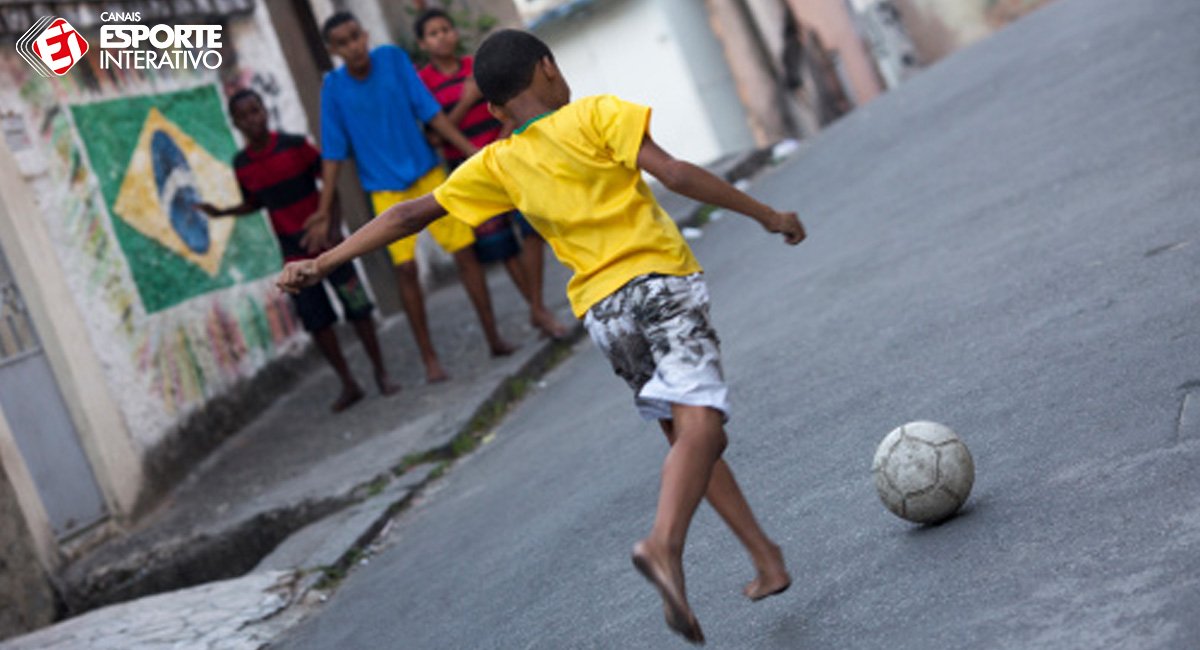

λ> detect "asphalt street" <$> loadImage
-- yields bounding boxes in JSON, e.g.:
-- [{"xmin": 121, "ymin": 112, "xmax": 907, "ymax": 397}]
[{"xmin": 276, "ymin": 0, "xmax": 1200, "ymax": 647}]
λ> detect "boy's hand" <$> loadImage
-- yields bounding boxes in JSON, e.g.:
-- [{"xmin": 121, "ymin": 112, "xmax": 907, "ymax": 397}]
[
  {"xmin": 767, "ymin": 211, "xmax": 806, "ymax": 245},
  {"xmin": 194, "ymin": 202, "xmax": 221, "ymax": 217},
  {"xmin": 277, "ymin": 259, "xmax": 322, "ymax": 294},
  {"xmin": 301, "ymin": 210, "xmax": 332, "ymax": 253}
]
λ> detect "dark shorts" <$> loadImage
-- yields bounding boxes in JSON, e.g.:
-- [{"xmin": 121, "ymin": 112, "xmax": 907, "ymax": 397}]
[
  {"xmin": 291, "ymin": 261, "xmax": 374, "ymax": 332},
  {"xmin": 473, "ymin": 212, "xmax": 521, "ymax": 263},
  {"xmin": 446, "ymin": 159, "xmax": 536, "ymax": 262},
  {"xmin": 513, "ymin": 212, "xmax": 536, "ymax": 239},
  {"xmin": 473, "ymin": 212, "xmax": 538, "ymax": 262}
]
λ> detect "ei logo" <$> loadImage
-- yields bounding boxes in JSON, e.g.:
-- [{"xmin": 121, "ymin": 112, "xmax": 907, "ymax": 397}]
[{"xmin": 16, "ymin": 16, "xmax": 90, "ymax": 77}]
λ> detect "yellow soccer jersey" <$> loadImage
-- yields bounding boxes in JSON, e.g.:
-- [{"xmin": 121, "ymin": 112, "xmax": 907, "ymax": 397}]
[{"xmin": 433, "ymin": 94, "xmax": 702, "ymax": 317}]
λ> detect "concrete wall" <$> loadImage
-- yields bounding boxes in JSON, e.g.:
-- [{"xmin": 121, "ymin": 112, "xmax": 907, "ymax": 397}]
[
  {"xmin": 536, "ymin": 0, "xmax": 755, "ymax": 165},
  {"xmin": 850, "ymin": 0, "xmax": 921, "ymax": 88},
  {"xmin": 893, "ymin": 0, "xmax": 1056, "ymax": 65},
  {"xmin": 516, "ymin": 0, "xmax": 574, "ymax": 23},
  {"xmin": 0, "ymin": 3, "xmax": 310, "ymax": 522},
  {"xmin": 667, "ymin": 0, "xmax": 760, "ymax": 152},
  {"xmin": 383, "ymin": 0, "xmax": 523, "ymax": 50},
  {"xmin": 0, "ymin": 451, "xmax": 56, "ymax": 641},
  {"xmin": 785, "ymin": 0, "xmax": 884, "ymax": 105},
  {"xmin": 704, "ymin": 0, "xmax": 797, "ymax": 146}
]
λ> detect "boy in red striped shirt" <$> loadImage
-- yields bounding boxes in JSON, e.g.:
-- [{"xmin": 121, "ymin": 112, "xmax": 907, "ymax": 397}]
[
  {"xmin": 199, "ymin": 89, "xmax": 399, "ymax": 412},
  {"xmin": 415, "ymin": 9, "xmax": 568, "ymax": 340}
]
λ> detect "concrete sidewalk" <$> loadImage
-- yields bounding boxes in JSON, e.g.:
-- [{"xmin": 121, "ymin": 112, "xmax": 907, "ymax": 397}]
[
  {"xmin": 57, "ymin": 254, "xmax": 585, "ymax": 613},
  {"xmin": 0, "ymin": 146, "xmax": 782, "ymax": 650}
]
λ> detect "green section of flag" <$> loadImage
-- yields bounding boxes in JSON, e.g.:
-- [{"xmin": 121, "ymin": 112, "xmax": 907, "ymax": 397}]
[{"xmin": 71, "ymin": 85, "xmax": 280, "ymax": 313}]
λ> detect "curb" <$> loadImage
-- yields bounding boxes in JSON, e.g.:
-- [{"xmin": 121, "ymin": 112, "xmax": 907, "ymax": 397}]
[
  {"xmin": 55, "ymin": 323, "xmax": 587, "ymax": 620},
  {"xmin": 266, "ymin": 324, "xmax": 587, "ymax": 593}
]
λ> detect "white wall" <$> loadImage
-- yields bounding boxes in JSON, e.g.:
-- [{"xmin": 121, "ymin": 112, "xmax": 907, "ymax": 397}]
[
  {"xmin": 662, "ymin": 0, "xmax": 758, "ymax": 153},
  {"xmin": 537, "ymin": 0, "xmax": 753, "ymax": 164}
]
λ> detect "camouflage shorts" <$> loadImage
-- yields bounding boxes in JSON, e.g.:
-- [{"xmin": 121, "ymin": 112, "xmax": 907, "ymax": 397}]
[{"xmin": 584, "ymin": 273, "xmax": 729, "ymax": 421}]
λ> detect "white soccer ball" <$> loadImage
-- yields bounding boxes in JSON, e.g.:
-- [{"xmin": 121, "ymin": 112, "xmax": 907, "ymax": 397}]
[{"xmin": 872, "ymin": 421, "xmax": 974, "ymax": 524}]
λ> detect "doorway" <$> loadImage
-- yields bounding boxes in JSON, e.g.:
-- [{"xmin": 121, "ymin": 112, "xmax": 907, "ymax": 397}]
[{"xmin": 0, "ymin": 243, "xmax": 107, "ymax": 539}]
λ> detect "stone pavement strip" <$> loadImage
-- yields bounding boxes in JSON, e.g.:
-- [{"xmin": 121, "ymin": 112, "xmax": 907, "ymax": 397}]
[
  {"xmin": 0, "ymin": 464, "xmax": 434, "ymax": 650},
  {"xmin": 254, "ymin": 464, "xmax": 438, "ymax": 582},
  {"xmin": 1, "ymin": 571, "xmax": 307, "ymax": 650}
]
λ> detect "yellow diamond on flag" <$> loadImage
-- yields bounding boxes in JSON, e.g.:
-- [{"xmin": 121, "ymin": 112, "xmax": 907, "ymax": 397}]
[{"xmin": 112, "ymin": 108, "xmax": 241, "ymax": 276}]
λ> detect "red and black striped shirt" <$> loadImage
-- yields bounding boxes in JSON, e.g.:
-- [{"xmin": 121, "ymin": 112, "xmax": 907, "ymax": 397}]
[
  {"xmin": 234, "ymin": 132, "xmax": 321, "ymax": 261},
  {"xmin": 417, "ymin": 56, "xmax": 503, "ymax": 163}
]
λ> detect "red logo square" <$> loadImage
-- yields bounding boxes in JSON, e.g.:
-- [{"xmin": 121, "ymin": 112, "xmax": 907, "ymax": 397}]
[{"xmin": 18, "ymin": 17, "xmax": 89, "ymax": 77}]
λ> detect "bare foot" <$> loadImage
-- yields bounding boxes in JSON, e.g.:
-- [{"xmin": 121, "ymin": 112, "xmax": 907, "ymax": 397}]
[
  {"xmin": 743, "ymin": 542, "xmax": 791, "ymax": 601},
  {"xmin": 531, "ymin": 309, "xmax": 569, "ymax": 340},
  {"xmin": 631, "ymin": 540, "xmax": 705, "ymax": 645},
  {"xmin": 425, "ymin": 364, "xmax": 450, "ymax": 384},
  {"xmin": 489, "ymin": 338, "xmax": 517, "ymax": 357},
  {"xmin": 375, "ymin": 372, "xmax": 401, "ymax": 397},
  {"xmin": 330, "ymin": 384, "xmax": 365, "ymax": 413}
]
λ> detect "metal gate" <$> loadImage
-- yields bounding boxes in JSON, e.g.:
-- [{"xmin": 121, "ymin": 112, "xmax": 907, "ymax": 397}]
[{"xmin": 0, "ymin": 244, "xmax": 107, "ymax": 539}]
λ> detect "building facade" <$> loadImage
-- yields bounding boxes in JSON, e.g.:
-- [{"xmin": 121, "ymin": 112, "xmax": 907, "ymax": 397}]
[{"xmin": 0, "ymin": 1, "xmax": 318, "ymax": 637}]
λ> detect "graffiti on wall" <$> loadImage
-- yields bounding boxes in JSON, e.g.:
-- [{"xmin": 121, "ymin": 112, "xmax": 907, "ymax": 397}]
[
  {"xmin": 71, "ymin": 85, "xmax": 279, "ymax": 312},
  {"xmin": 0, "ymin": 18, "xmax": 304, "ymax": 445}
]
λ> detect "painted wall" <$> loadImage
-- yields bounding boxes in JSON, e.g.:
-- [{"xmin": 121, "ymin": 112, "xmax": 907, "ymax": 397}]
[
  {"xmin": 746, "ymin": 0, "xmax": 791, "ymax": 64},
  {"xmin": 893, "ymin": 0, "xmax": 1056, "ymax": 64},
  {"xmin": 536, "ymin": 0, "xmax": 754, "ymax": 165},
  {"xmin": 0, "ymin": 4, "xmax": 307, "ymax": 463},
  {"xmin": 704, "ymin": 0, "xmax": 797, "ymax": 146},
  {"xmin": 785, "ymin": 0, "xmax": 884, "ymax": 105}
]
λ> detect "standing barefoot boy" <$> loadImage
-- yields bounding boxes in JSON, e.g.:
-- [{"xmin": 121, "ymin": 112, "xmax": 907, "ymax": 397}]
[
  {"xmin": 279, "ymin": 30, "xmax": 803, "ymax": 644},
  {"xmin": 318, "ymin": 12, "xmax": 515, "ymax": 383},
  {"xmin": 199, "ymin": 89, "xmax": 398, "ymax": 412},
  {"xmin": 414, "ymin": 8, "xmax": 569, "ymax": 340}
]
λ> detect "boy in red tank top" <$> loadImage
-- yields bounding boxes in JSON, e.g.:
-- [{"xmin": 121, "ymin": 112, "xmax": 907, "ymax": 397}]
[{"xmin": 416, "ymin": 9, "xmax": 568, "ymax": 340}]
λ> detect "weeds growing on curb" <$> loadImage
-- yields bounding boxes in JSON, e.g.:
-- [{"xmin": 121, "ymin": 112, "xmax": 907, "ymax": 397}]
[
  {"xmin": 363, "ymin": 475, "xmax": 389, "ymax": 497},
  {"xmin": 692, "ymin": 204, "xmax": 718, "ymax": 227},
  {"xmin": 315, "ymin": 547, "xmax": 364, "ymax": 589},
  {"xmin": 313, "ymin": 338, "xmax": 580, "ymax": 593},
  {"xmin": 394, "ymin": 337, "xmax": 578, "ymax": 476}
]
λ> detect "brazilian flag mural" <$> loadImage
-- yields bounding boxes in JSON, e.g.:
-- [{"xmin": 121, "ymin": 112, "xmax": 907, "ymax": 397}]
[{"xmin": 72, "ymin": 85, "xmax": 280, "ymax": 313}]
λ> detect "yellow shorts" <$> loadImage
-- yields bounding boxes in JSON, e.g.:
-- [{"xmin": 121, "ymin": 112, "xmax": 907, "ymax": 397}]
[{"xmin": 370, "ymin": 167, "xmax": 475, "ymax": 265}]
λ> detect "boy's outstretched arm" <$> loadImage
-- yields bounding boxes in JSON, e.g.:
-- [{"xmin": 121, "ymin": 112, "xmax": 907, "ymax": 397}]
[
  {"xmin": 195, "ymin": 202, "xmax": 257, "ymax": 217},
  {"xmin": 301, "ymin": 159, "xmax": 343, "ymax": 251},
  {"xmin": 428, "ymin": 112, "xmax": 480, "ymax": 158},
  {"xmin": 278, "ymin": 194, "xmax": 447, "ymax": 293},
  {"xmin": 445, "ymin": 77, "xmax": 482, "ymax": 128},
  {"xmin": 637, "ymin": 134, "xmax": 805, "ymax": 245}
]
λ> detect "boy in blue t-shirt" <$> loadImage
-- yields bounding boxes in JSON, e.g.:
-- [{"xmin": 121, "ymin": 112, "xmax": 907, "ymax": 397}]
[{"xmin": 312, "ymin": 11, "xmax": 514, "ymax": 383}]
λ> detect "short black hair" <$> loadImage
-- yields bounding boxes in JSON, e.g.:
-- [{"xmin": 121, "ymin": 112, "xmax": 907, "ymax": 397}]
[
  {"xmin": 414, "ymin": 8, "xmax": 453, "ymax": 40},
  {"xmin": 227, "ymin": 88, "xmax": 262, "ymax": 116},
  {"xmin": 474, "ymin": 30, "xmax": 553, "ymax": 105},
  {"xmin": 322, "ymin": 11, "xmax": 358, "ymax": 42}
]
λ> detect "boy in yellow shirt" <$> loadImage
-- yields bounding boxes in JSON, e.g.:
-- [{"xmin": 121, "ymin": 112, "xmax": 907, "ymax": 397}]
[{"xmin": 279, "ymin": 29, "xmax": 805, "ymax": 644}]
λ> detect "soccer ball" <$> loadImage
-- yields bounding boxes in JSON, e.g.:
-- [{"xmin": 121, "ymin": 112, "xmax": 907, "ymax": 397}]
[{"xmin": 872, "ymin": 421, "xmax": 974, "ymax": 524}]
